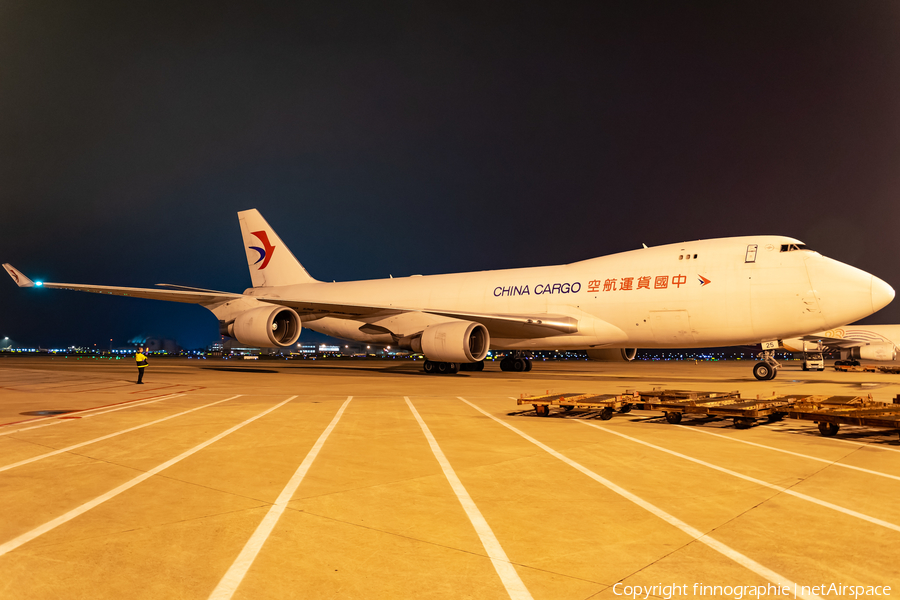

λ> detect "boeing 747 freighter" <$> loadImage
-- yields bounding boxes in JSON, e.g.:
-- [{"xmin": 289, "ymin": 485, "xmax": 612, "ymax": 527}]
[{"xmin": 4, "ymin": 209, "xmax": 894, "ymax": 379}]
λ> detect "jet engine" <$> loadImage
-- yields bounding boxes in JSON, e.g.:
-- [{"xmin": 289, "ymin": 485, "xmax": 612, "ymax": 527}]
[
  {"xmin": 227, "ymin": 305, "xmax": 301, "ymax": 348},
  {"xmin": 586, "ymin": 348, "xmax": 638, "ymax": 361},
  {"xmin": 405, "ymin": 321, "xmax": 490, "ymax": 363},
  {"xmin": 855, "ymin": 343, "xmax": 896, "ymax": 362}
]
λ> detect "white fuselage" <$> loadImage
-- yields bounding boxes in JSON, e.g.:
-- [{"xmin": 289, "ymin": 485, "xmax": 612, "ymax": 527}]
[{"xmin": 236, "ymin": 236, "xmax": 892, "ymax": 351}]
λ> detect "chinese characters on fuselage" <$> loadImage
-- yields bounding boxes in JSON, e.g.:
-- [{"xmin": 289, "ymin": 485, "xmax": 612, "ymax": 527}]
[{"xmin": 587, "ymin": 274, "xmax": 687, "ymax": 292}]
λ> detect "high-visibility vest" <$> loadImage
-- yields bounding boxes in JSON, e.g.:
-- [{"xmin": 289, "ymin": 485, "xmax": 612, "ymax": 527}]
[{"xmin": 136, "ymin": 353, "xmax": 148, "ymax": 367}]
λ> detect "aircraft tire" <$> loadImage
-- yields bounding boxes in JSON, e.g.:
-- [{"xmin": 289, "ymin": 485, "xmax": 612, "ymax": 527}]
[
  {"xmin": 448, "ymin": 362, "xmax": 459, "ymax": 374},
  {"xmin": 753, "ymin": 362, "xmax": 773, "ymax": 381},
  {"xmin": 664, "ymin": 411, "xmax": 683, "ymax": 424},
  {"xmin": 817, "ymin": 421, "xmax": 840, "ymax": 437},
  {"xmin": 524, "ymin": 358, "xmax": 533, "ymax": 371},
  {"xmin": 424, "ymin": 360, "xmax": 436, "ymax": 374},
  {"xmin": 513, "ymin": 358, "xmax": 527, "ymax": 372},
  {"xmin": 500, "ymin": 357, "xmax": 513, "ymax": 371}
]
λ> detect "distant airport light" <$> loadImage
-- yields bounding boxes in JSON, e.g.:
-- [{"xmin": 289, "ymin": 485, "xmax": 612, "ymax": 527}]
[{"xmin": 35, "ymin": 281, "xmax": 43, "ymax": 286}]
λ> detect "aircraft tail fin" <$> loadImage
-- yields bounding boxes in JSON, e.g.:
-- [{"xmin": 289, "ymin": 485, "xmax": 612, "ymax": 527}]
[{"xmin": 237, "ymin": 209, "xmax": 318, "ymax": 287}]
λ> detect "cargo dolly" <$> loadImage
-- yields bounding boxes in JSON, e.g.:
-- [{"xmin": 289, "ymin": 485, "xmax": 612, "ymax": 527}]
[
  {"xmin": 784, "ymin": 394, "xmax": 900, "ymax": 436},
  {"xmin": 833, "ymin": 364, "xmax": 900, "ymax": 374},
  {"xmin": 518, "ymin": 389, "xmax": 900, "ymax": 437},
  {"xmin": 636, "ymin": 389, "xmax": 792, "ymax": 429},
  {"xmin": 517, "ymin": 391, "xmax": 639, "ymax": 419}
]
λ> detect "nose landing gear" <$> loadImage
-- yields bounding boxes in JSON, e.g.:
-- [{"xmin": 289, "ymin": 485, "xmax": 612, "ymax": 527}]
[{"xmin": 753, "ymin": 350, "xmax": 780, "ymax": 380}]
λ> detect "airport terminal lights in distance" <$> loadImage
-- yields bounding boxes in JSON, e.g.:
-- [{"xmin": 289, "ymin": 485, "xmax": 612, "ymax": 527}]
[{"xmin": 3, "ymin": 209, "xmax": 894, "ymax": 380}]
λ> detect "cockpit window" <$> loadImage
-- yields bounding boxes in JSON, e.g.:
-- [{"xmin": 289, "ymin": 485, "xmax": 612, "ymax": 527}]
[{"xmin": 780, "ymin": 244, "xmax": 808, "ymax": 252}]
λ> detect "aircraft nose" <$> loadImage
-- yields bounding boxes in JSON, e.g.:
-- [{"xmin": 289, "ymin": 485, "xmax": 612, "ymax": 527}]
[
  {"xmin": 871, "ymin": 276, "xmax": 895, "ymax": 313},
  {"xmin": 805, "ymin": 255, "xmax": 891, "ymax": 328}
]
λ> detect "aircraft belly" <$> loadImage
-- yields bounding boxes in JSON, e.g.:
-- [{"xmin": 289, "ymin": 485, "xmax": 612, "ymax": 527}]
[{"xmin": 304, "ymin": 317, "xmax": 393, "ymax": 344}]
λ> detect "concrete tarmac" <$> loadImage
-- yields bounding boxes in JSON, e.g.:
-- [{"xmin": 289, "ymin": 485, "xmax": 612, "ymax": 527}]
[{"xmin": 1, "ymin": 355, "xmax": 899, "ymax": 600}]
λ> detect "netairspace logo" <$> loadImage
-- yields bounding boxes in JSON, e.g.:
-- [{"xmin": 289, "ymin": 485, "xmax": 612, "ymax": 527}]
[{"xmin": 612, "ymin": 582, "xmax": 892, "ymax": 599}]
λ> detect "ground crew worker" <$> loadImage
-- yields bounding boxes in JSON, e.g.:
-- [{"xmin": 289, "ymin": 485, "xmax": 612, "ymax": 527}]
[{"xmin": 135, "ymin": 347, "xmax": 148, "ymax": 384}]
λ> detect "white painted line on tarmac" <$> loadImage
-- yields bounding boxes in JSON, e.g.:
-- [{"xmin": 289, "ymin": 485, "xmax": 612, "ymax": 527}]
[
  {"xmin": 578, "ymin": 421, "xmax": 900, "ymax": 533},
  {"xmin": 0, "ymin": 395, "xmax": 297, "ymax": 558},
  {"xmin": 0, "ymin": 395, "xmax": 242, "ymax": 473},
  {"xmin": 0, "ymin": 393, "xmax": 185, "ymax": 437},
  {"xmin": 79, "ymin": 395, "xmax": 187, "ymax": 418},
  {"xmin": 818, "ymin": 436, "xmax": 900, "ymax": 454},
  {"xmin": 459, "ymin": 397, "xmax": 821, "ymax": 600},
  {"xmin": 407, "ymin": 397, "xmax": 533, "ymax": 600},
  {"xmin": 677, "ymin": 425, "xmax": 900, "ymax": 482},
  {"xmin": 208, "ymin": 396, "xmax": 353, "ymax": 600}
]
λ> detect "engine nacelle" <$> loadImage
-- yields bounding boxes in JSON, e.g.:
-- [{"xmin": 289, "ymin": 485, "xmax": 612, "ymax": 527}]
[
  {"xmin": 227, "ymin": 305, "xmax": 301, "ymax": 348},
  {"xmin": 586, "ymin": 348, "xmax": 638, "ymax": 361},
  {"xmin": 411, "ymin": 321, "xmax": 490, "ymax": 363},
  {"xmin": 856, "ymin": 343, "xmax": 896, "ymax": 362}
]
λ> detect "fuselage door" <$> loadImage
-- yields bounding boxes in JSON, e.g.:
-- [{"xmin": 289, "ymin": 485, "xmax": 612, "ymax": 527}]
[
  {"xmin": 648, "ymin": 310, "xmax": 695, "ymax": 345},
  {"xmin": 745, "ymin": 244, "xmax": 758, "ymax": 263}
]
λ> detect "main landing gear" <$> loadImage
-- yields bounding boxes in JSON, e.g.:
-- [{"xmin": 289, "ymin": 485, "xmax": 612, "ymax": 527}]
[
  {"xmin": 423, "ymin": 361, "xmax": 459, "ymax": 374},
  {"xmin": 500, "ymin": 351, "xmax": 532, "ymax": 372},
  {"xmin": 752, "ymin": 350, "xmax": 781, "ymax": 381}
]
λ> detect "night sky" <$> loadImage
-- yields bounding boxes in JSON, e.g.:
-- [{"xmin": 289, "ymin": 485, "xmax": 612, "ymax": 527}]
[{"xmin": 2, "ymin": 2, "xmax": 899, "ymax": 349}]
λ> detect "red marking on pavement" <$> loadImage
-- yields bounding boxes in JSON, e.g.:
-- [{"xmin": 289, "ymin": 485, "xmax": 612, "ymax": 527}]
[{"xmin": 0, "ymin": 392, "xmax": 187, "ymax": 428}]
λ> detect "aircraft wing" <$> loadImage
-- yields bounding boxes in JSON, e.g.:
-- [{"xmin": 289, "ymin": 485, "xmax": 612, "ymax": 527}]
[
  {"xmin": 797, "ymin": 334, "xmax": 864, "ymax": 349},
  {"xmin": 3, "ymin": 264, "xmax": 240, "ymax": 305},
  {"xmin": 257, "ymin": 296, "xmax": 579, "ymax": 336}
]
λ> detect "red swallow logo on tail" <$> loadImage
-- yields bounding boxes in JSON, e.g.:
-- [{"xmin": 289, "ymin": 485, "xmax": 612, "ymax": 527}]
[{"xmin": 249, "ymin": 231, "xmax": 276, "ymax": 269}]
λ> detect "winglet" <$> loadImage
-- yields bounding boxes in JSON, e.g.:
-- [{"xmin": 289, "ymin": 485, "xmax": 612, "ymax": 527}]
[{"xmin": 2, "ymin": 264, "xmax": 36, "ymax": 287}]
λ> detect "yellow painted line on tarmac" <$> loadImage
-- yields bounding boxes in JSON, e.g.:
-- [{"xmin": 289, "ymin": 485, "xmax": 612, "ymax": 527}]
[
  {"xmin": 407, "ymin": 397, "xmax": 533, "ymax": 600},
  {"xmin": 0, "ymin": 395, "xmax": 297, "ymax": 558},
  {"xmin": 578, "ymin": 421, "xmax": 900, "ymax": 533},
  {"xmin": 208, "ymin": 397, "xmax": 352, "ymax": 600},
  {"xmin": 459, "ymin": 397, "xmax": 822, "ymax": 600},
  {"xmin": 0, "ymin": 395, "xmax": 242, "ymax": 473}
]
